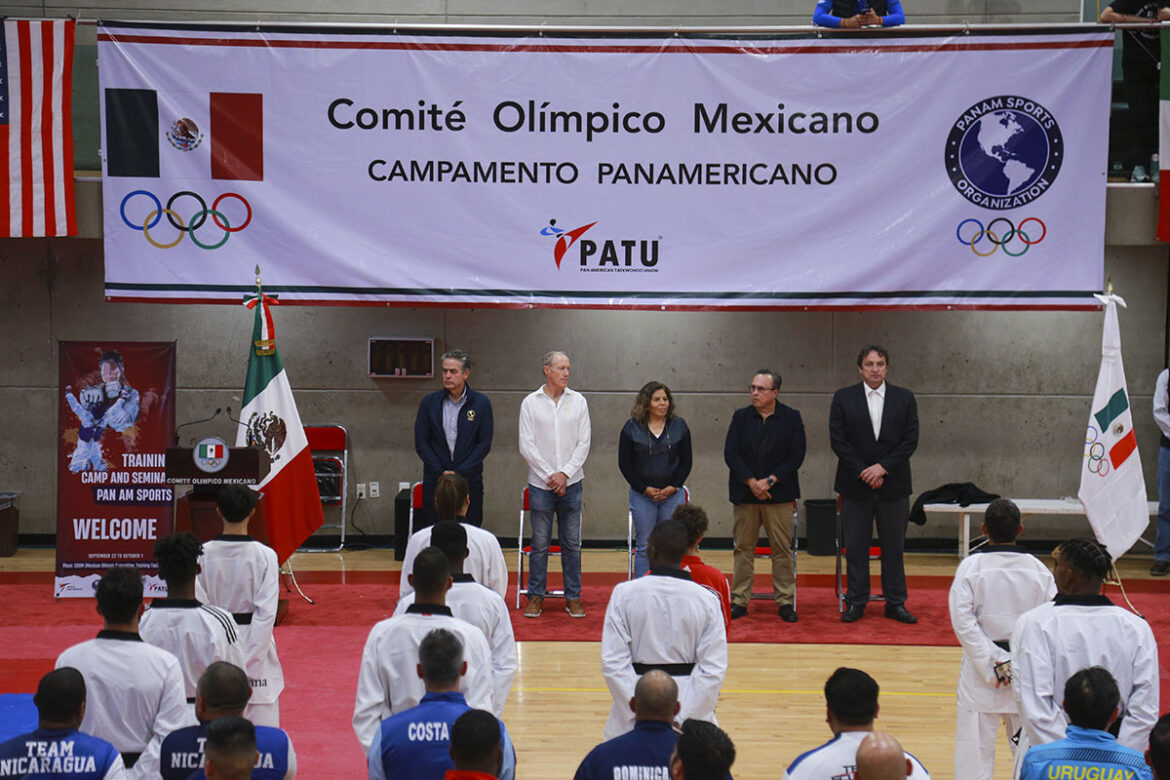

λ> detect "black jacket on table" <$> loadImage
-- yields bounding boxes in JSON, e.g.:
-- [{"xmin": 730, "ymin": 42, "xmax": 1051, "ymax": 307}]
[
  {"xmin": 724, "ymin": 403, "xmax": 805, "ymax": 504},
  {"xmin": 829, "ymin": 382, "xmax": 918, "ymax": 502}
]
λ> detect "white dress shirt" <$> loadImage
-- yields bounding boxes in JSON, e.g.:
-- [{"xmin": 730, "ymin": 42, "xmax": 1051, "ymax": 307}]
[
  {"xmin": 867, "ymin": 381, "xmax": 886, "ymax": 440},
  {"xmin": 518, "ymin": 385, "xmax": 591, "ymax": 488}
]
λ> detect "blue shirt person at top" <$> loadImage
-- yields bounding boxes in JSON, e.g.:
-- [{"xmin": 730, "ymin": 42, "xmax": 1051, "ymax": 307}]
[
  {"xmin": 618, "ymin": 381, "xmax": 693, "ymax": 579},
  {"xmin": 814, "ymin": 0, "xmax": 905, "ymax": 28}
]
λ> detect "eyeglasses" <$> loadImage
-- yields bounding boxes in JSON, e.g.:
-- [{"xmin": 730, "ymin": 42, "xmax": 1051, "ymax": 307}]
[{"xmin": 749, "ymin": 384, "xmax": 776, "ymax": 393}]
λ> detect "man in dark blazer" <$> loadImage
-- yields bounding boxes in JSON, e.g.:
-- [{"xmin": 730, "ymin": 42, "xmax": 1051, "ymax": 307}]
[
  {"xmin": 830, "ymin": 345, "xmax": 919, "ymax": 624},
  {"xmin": 724, "ymin": 369, "xmax": 806, "ymax": 622},
  {"xmin": 414, "ymin": 349, "xmax": 494, "ymax": 527}
]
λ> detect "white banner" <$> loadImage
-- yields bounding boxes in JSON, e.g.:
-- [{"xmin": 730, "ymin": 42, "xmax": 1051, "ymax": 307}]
[{"xmin": 98, "ymin": 25, "xmax": 1112, "ymax": 309}]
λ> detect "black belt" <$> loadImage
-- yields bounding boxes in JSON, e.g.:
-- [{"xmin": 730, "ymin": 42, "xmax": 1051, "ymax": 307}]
[
  {"xmin": 121, "ymin": 752, "xmax": 141, "ymax": 768},
  {"xmin": 233, "ymin": 612, "xmax": 253, "ymax": 625},
  {"xmin": 993, "ymin": 640, "xmax": 1010, "ymax": 652},
  {"xmin": 186, "ymin": 697, "xmax": 196, "ymax": 704},
  {"xmin": 633, "ymin": 662, "xmax": 695, "ymax": 676}
]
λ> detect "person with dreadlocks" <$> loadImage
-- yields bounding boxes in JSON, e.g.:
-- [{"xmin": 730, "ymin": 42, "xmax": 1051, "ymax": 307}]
[
  {"xmin": 1010, "ymin": 537, "xmax": 1159, "ymax": 771},
  {"xmin": 140, "ymin": 533, "xmax": 245, "ymax": 701}
]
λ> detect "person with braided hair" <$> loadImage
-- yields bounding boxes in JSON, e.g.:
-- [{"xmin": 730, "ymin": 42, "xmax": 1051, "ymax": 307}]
[
  {"xmin": 1010, "ymin": 537, "xmax": 1159, "ymax": 772},
  {"xmin": 140, "ymin": 533, "xmax": 245, "ymax": 701}
]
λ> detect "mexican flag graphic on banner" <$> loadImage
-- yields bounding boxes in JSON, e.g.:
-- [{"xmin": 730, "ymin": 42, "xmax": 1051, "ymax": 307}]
[
  {"xmin": 1078, "ymin": 293, "xmax": 1147, "ymax": 560},
  {"xmin": 237, "ymin": 283, "xmax": 323, "ymax": 563}
]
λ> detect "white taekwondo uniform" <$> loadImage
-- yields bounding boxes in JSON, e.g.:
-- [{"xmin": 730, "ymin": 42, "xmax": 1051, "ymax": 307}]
[
  {"xmin": 1011, "ymin": 594, "xmax": 1159, "ymax": 762},
  {"xmin": 195, "ymin": 534, "xmax": 283, "ymax": 726},
  {"xmin": 395, "ymin": 574, "xmax": 516, "ymax": 716},
  {"xmin": 600, "ymin": 567, "xmax": 727, "ymax": 740},
  {"xmin": 399, "ymin": 523, "xmax": 508, "ymax": 599},
  {"xmin": 139, "ymin": 598, "xmax": 247, "ymax": 700},
  {"xmin": 56, "ymin": 630, "xmax": 194, "ymax": 780},
  {"xmin": 948, "ymin": 544, "xmax": 1055, "ymax": 780},
  {"xmin": 352, "ymin": 604, "xmax": 495, "ymax": 755},
  {"xmin": 784, "ymin": 730, "xmax": 932, "ymax": 780}
]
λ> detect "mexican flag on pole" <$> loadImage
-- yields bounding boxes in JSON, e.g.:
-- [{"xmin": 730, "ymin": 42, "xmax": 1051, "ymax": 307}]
[
  {"xmin": 237, "ymin": 285, "xmax": 324, "ymax": 563},
  {"xmin": 1077, "ymin": 293, "xmax": 1147, "ymax": 561}
]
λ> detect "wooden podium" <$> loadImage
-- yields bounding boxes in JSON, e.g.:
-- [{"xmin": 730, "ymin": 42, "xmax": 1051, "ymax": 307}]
[{"xmin": 165, "ymin": 447, "xmax": 269, "ymax": 545}]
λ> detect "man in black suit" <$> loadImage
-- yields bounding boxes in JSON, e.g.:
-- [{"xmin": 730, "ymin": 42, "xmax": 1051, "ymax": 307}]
[
  {"xmin": 414, "ymin": 349, "xmax": 494, "ymax": 527},
  {"xmin": 830, "ymin": 345, "xmax": 919, "ymax": 624}
]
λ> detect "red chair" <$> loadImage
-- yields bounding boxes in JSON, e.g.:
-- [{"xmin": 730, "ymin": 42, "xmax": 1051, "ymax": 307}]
[
  {"xmin": 834, "ymin": 494, "xmax": 885, "ymax": 612},
  {"xmin": 749, "ymin": 500, "xmax": 799, "ymax": 608},
  {"xmin": 516, "ymin": 486, "xmax": 568, "ymax": 609},
  {"xmin": 407, "ymin": 482, "xmax": 423, "ymax": 539}
]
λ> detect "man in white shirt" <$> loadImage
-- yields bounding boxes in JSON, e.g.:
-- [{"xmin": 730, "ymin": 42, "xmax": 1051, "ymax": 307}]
[
  {"xmin": 55, "ymin": 567, "xmax": 193, "ymax": 780},
  {"xmin": 600, "ymin": 520, "xmax": 726, "ymax": 740},
  {"xmin": 948, "ymin": 499, "xmax": 1056, "ymax": 780},
  {"xmin": 784, "ymin": 667, "xmax": 931, "ymax": 780},
  {"xmin": 395, "ymin": 521, "xmax": 516, "ymax": 716},
  {"xmin": 517, "ymin": 350, "xmax": 591, "ymax": 618}
]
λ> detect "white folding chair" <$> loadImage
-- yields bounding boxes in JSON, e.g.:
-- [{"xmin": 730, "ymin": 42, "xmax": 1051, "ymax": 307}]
[{"xmin": 626, "ymin": 485, "xmax": 690, "ymax": 579}]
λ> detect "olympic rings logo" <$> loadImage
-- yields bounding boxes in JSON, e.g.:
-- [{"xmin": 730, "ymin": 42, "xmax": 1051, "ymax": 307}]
[
  {"xmin": 120, "ymin": 190, "xmax": 253, "ymax": 250},
  {"xmin": 955, "ymin": 217, "xmax": 1046, "ymax": 257},
  {"xmin": 1085, "ymin": 426, "xmax": 1110, "ymax": 477}
]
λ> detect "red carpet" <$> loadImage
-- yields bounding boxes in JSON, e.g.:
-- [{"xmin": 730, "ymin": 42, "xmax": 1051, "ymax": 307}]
[
  {"xmin": 8, "ymin": 572, "xmax": 1170, "ymax": 647},
  {"xmin": 3, "ymin": 571, "xmax": 1170, "ymax": 779}
]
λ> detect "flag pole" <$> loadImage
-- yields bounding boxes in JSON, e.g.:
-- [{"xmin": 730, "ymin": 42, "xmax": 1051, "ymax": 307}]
[
  {"xmin": 252, "ymin": 264, "xmax": 315, "ymax": 607},
  {"xmin": 1096, "ymin": 282, "xmax": 1145, "ymax": 617}
]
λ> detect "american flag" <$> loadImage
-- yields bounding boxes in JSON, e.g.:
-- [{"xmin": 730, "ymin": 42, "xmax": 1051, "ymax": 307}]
[{"xmin": 0, "ymin": 18, "xmax": 75, "ymax": 237}]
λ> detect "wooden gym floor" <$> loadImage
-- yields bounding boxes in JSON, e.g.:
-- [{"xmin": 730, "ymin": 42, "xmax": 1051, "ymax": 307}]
[{"xmin": 4, "ymin": 546, "xmax": 1160, "ymax": 779}]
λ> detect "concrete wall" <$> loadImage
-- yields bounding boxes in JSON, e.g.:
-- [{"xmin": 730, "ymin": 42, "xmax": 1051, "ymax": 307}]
[
  {"xmin": 4, "ymin": 0, "xmax": 1159, "ymax": 550},
  {"xmin": 3, "ymin": 185, "xmax": 1167, "ymax": 546}
]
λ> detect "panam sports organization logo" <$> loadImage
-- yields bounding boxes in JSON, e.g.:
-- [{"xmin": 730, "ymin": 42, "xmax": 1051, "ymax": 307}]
[
  {"xmin": 539, "ymin": 219, "xmax": 660, "ymax": 272},
  {"xmin": 945, "ymin": 96, "xmax": 1063, "ymax": 210}
]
